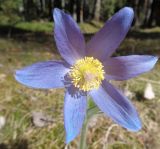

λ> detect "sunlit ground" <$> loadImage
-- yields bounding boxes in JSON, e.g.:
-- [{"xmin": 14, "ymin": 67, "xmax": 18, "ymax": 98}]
[{"xmin": 0, "ymin": 26, "xmax": 160, "ymax": 149}]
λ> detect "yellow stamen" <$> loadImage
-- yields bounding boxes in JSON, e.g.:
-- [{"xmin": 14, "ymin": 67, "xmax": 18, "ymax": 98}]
[{"xmin": 69, "ymin": 57, "xmax": 105, "ymax": 91}]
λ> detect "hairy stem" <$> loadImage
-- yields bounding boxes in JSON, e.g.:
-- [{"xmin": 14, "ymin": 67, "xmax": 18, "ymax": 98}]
[{"xmin": 79, "ymin": 118, "xmax": 88, "ymax": 149}]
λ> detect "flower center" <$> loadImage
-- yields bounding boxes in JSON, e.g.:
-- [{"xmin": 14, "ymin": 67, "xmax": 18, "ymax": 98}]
[{"xmin": 69, "ymin": 57, "xmax": 105, "ymax": 91}]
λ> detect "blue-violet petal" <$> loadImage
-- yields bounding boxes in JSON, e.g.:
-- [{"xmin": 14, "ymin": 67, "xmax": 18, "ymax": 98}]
[
  {"xmin": 104, "ymin": 55, "xmax": 158, "ymax": 80},
  {"xmin": 15, "ymin": 61, "xmax": 70, "ymax": 89},
  {"xmin": 86, "ymin": 7, "xmax": 134, "ymax": 62},
  {"xmin": 64, "ymin": 89, "xmax": 87, "ymax": 144},
  {"xmin": 90, "ymin": 80, "xmax": 141, "ymax": 131},
  {"xmin": 53, "ymin": 8, "xmax": 85, "ymax": 65}
]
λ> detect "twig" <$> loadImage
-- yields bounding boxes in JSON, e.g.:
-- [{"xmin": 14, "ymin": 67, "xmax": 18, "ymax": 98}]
[
  {"xmin": 102, "ymin": 124, "xmax": 118, "ymax": 149},
  {"xmin": 136, "ymin": 77, "xmax": 160, "ymax": 85},
  {"xmin": 65, "ymin": 144, "xmax": 69, "ymax": 149}
]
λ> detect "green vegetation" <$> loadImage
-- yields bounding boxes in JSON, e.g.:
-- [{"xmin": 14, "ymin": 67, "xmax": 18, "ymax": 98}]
[
  {"xmin": 1, "ymin": 0, "xmax": 160, "ymax": 27},
  {"xmin": 15, "ymin": 21, "xmax": 103, "ymax": 33},
  {"xmin": 139, "ymin": 27, "xmax": 160, "ymax": 33},
  {"xmin": 2, "ymin": 20, "xmax": 160, "ymax": 35},
  {"xmin": 0, "ymin": 26, "xmax": 160, "ymax": 148},
  {"xmin": 0, "ymin": 21, "xmax": 103, "ymax": 34},
  {"xmin": 15, "ymin": 22, "xmax": 53, "ymax": 33}
]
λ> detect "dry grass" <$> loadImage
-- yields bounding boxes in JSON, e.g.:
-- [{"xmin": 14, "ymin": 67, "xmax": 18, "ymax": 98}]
[{"xmin": 0, "ymin": 28, "xmax": 160, "ymax": 149}]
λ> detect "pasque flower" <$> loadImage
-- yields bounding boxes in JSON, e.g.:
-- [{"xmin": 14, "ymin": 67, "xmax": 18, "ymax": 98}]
[{"xmin": 15, "ymin": 7, "xmax": 158, "ymax": 143}]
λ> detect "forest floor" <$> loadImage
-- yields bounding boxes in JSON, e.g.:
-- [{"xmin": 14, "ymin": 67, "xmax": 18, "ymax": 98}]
[{"xmin": 0, "ymin": 24, "xmax": 160, "ymax": 149}]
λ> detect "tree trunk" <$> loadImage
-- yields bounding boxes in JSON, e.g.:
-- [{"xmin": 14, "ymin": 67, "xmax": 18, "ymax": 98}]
[
  {"xmin": 143, "ymin": 0, "xmax": 152, "ymax": 27},
  {"xmin": 54, "ymin": 0, "xmax": 62, "ymax": 9},
  {"xmin": 76, "ymin": 0, "xmax": 83, "ymax": 23},
  {"xmin": 148, "ymin": 0, "xmax": 156, "ymax": 27},
  {"xmin": 94, "ymin": 0, "xmax": 101, "ymax": 21},
  {"xmin": 69, "ymin": 0, "xmax": 74, "ymax": 15},
  {"xmin": 76, "ymin": 0, "xmax": 80, "ymax": 22},
  {"xmin": 155, "ymin": 0, "xmax": 160, "ymax": 26},
  {"xmin": 134, "ymin": 0, "xmax": 141, "ymax": 27},
  {"xmin": 23, "ymin": 0, "xmax": 36, "ymax": 21},
  {"xmin": 83, "ymin": 0, "xmax": 89, "ymax": 21},
  {"xmin": 48, "ymin": 0, "xmax": 53, "ymax": 21}
]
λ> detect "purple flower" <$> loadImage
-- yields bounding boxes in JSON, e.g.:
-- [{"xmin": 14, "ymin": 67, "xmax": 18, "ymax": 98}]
[{"xmin": 15, "ymin": 7, "xmax": 158, "ymax": 143}]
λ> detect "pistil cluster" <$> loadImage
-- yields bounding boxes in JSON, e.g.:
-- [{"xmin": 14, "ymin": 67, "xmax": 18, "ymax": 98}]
[{"xmin": 69, "ymin": 57, "xmax": 105, "ymax": 91}]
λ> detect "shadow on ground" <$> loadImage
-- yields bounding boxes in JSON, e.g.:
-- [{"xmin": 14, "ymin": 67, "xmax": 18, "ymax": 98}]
[
  {"xmin": 1, "ymin": 24, "xmax": 160, "ymax": 40},
  {"xmin": 0, "ymin": 24, "xmax": 160, "ymax": 57},
  {"xmin": 0, "ymin": 139, "xmax": 28, "ymax": 149}
]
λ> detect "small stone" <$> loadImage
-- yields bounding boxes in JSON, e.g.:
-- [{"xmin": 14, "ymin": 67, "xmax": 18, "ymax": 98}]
[
  {"xmin": 0, "ymin": 116, "xmax": 6, "ymax": 129},
  {"xmin": 123, "ymin": 85, "xmax": 134, "ymax": 99},
  {"xmin": 144, "ymin": 83, "xmax": 155, "ymax": 100},
  {"xmin": 0, "ymin": 74, "xmax": 6, "ymax": 82},
  {"xmin": 30, "ymin": 96, "xmax": 38, "ymax": 101},
  {"xmin": 88, "ymin": 115, "xmax": 98, "ymax": 128},
  {"xmin": 124, "ymin": 88, "xmax": 134, "ymax": 99},
  {"xmin": 32, "ymin": 111, "xmax": 53, "ymax": 127}
]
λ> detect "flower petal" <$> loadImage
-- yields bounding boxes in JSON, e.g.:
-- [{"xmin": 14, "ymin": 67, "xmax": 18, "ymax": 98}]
[
  {"xmin": 53, "ymin": 8, "xmax": 85, "ymax": 65},
  {"xmin": 90, "ymin": 80, "xmax": 141, "ymax": 131},
  {"xmin": 15, "ymin": 61, "xmax": 70, "ymax": 89},
  {"xmin": 64, "ymin": 89, "xmax": 87, "ymax": 143},
  {"xmin": 86, "ymin": 7, "xmax": 134, "ymax": 61},
  {"xmin": 104, "ymin": 55, "xmax": 158, "ymax": 80}
]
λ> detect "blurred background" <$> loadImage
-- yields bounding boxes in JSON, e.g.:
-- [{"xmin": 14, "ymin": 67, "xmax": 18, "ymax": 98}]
[{"xmin": 0, "ymin": 0, "xmax": 160, "ymax": 149}]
